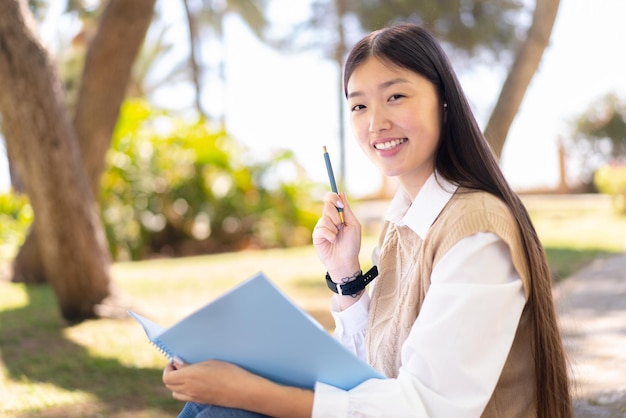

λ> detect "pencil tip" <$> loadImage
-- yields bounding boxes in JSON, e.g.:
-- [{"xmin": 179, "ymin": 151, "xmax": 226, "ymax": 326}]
[{"xmin": 323, "ymin": 146, "xmax": 327, "ymax": 153}]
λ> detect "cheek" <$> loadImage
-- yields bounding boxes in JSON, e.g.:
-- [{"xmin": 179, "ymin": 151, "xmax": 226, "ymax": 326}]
[
  {"xmin": 350, "ymin": 118, "xmax": 369, "ymax": 142},
  {"xmin": 350, "ymin": 122, "xmax": 373, "ymax": 156},
  {"xmin": 404, "ymin": 110, "xmax": 439, "ymax": 138}
]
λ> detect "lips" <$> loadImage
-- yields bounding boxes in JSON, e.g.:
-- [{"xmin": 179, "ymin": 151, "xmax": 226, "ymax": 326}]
[{"xmin": 373, "ymin": 138, "xmax": 407, "ymax": 151}]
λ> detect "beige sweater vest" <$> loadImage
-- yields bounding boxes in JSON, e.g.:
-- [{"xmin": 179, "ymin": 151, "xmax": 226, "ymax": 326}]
[{"xmin": 366, "ymin": 188, "xmax": 536, "ymax": 417}]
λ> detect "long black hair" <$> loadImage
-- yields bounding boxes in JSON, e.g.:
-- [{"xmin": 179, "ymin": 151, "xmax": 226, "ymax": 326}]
[{"xmin": 344, "ymin": 24, "xmax": 572, "ymax": 418}]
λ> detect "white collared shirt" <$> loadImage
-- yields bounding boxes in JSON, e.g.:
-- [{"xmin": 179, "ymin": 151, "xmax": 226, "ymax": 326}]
[{"xmin": 312, "ymin": 174, "xmax": 526, "ymax": 417}]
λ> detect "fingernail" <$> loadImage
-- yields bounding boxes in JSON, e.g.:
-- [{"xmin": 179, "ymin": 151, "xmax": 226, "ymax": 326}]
[
  {"xmin": 336, "ymin": 200, "xmax": 344, "ymax": 208},
  {"xmin": 173, "ymin": 356, "xmax": 184, "ymax": 367}
]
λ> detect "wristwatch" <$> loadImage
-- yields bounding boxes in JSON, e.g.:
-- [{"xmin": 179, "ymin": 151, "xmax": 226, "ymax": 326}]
[{"xmin": 325, "ymin": 266, "xmax": 378, "ymax": 296}]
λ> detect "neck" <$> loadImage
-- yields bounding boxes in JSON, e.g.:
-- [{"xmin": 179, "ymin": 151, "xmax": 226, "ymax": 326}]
[{"xmin": 397, "ymin": 170, "xmax": 434, "ymax": 201}]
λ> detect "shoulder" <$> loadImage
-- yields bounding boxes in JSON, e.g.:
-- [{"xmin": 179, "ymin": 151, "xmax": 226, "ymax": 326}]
[
  {"xmin": 427, "ymin": 187, "xmax": 520, "ymax": 250},
  {"xmin": 450, "ymin": 187, "xmax": 509, "ymax": 212},
  {"xmin": 434, "ymin": 188, "xmax": 513, "ymax": 226},
  {"xmin": 424, "ymin": 188, "xmax": 532, "ymax": 292}
]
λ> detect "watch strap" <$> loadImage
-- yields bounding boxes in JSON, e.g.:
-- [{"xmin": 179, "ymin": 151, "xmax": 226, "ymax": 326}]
[{"xmin": 326, "ymin": 266, "xmax": 378, "ymax": 295}]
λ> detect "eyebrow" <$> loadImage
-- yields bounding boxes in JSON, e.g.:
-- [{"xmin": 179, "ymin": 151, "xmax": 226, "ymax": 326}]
[{"xmin": 347, "ymin": 78, "xmax": 410, "ymax": 99}]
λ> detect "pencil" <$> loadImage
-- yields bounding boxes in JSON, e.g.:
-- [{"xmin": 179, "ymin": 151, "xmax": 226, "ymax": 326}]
[{"xmin": 322, "ymin": 146, "xmax": 345, "ymax": 224}]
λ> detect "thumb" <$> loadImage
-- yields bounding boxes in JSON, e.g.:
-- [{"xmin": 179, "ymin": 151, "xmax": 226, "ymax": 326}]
[{"xmin": 172, "ymin": 356, "xmax": 186, "ymax": 369}]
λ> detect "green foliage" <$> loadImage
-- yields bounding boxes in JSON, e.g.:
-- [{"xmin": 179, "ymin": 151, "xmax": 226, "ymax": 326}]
[
  {"xmin": 295, "ymin": 0, "xmax": 528, "ymax": 61},
  {"xmin": 574, "ymin": 94, "xmax": 626, "ymax": 155},
  {"xmin": 0, "ymin": 192, "xmax": 33, "ymax": 260},
  {"xmin": 100, "ymin": 100, "xmax": 319, "ymax": 261},
  {"xmin": 27, "ymin": 0, "xmax": 49, "ymax": 20},
  {"xmin": 594, "ymin": 164, "xmax": 626, "ymax": 215},
  {"xmin": 196, "ymin": 0, "xmax": 269, "ymax": 39},
  {"xmin": 569, "ymin": 93, "xmax": 626, "ymax": 181},
  {"xmin": 348, "ymin": 0, "xmax": 528, "ymax": 57}
]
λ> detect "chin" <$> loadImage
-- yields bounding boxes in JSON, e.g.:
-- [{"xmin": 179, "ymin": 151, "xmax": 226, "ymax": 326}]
[{"xmin": 381, "ymin": 169, "xmax": 401, "ymax": 178}]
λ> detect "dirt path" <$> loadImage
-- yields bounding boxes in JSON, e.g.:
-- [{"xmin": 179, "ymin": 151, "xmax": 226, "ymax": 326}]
[{"xmin": 555, "ymin": 254, "xmax": 626, "ymax": 417}]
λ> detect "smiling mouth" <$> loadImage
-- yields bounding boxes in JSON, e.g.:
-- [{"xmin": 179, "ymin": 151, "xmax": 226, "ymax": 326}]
[{"xmin": 374, "ymin": 138, "xmax": 407, "ymax": 151}]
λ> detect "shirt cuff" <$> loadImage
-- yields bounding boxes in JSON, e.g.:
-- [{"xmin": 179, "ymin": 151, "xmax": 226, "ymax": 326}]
[
  {"xmin": 330, "ymin": 291, "xmax": 370, "ymax": 336},
  {"xmin": 312, "ymin": 381, "xmax": 349, "ymax": 418}
]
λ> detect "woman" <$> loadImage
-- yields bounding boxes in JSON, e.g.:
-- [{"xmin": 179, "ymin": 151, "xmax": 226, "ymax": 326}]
[{"xmin": 163, "ymin": 23, "xmax": 572, "ymax": 418}]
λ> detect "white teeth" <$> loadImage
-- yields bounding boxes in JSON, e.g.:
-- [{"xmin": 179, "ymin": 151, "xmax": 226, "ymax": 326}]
[{"xmin": 374, "ymin": 138, "xmax": 407, "ymax": 150}]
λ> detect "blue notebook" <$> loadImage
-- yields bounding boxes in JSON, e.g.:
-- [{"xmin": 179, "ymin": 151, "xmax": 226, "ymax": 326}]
[{"xmin": 128, "ymin": 271, "xmax": 384, "ymax": 390}]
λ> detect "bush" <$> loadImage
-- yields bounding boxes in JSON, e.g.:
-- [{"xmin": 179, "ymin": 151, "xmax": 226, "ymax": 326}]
[
  {"xmin": 594, "ymin": 163, "xmax": 626, "ymax": 214},
  {"xmin": 0, "ymin": 191, "xmax": 33, "ymax": 260},
  {"xmin": 100, "ymin": 100, "xmax": 320, "ymax": 260}
]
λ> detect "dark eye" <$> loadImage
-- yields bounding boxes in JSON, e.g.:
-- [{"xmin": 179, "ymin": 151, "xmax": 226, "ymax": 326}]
[
  {"xmin": 389, "ymin": 94, "xmax": 405, "ymax": 102},
  {"xmin": 351, "ymin": 104, "xmax": 366, "ymax": 112}
]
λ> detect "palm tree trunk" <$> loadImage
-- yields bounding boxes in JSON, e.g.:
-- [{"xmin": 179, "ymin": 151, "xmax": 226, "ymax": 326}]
[
  {"xmin": 1, "ymin": 0, "xmax": 155, "ymax": 321},
  {"xmin": 484, "ymin": 0, "xmax": 560, "ymax": 159},
  {"xmin": 74, "ymin": 0, "xmax": 157, "ymax": 195},
  {"xmin": 0, "ymin": 0, "xmax": 112, "ymax": 320}
]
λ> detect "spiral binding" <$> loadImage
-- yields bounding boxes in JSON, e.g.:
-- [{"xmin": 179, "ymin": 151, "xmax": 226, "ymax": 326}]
[{"xmin": 151, "ymin": 338, "xmax": 175, "ymax": 360}]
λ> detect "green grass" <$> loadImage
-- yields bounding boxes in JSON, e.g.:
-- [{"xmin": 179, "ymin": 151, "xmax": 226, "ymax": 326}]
[
  {"xmin": 523, "ymin": 194, "xmax": 626, "ymax": 280},
  {"xmin": 1, "ymin": 194, "xmax": 625, "ymax": 417}
]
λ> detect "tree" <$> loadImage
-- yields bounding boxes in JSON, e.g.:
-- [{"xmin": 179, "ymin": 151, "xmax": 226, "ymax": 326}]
[
  {"xmin": 351, "ymin": 0, "xmax": 525, "ymax": 55},
  {"xmin": 0, "ymin": 0, "xmax": 155, "ymax": 321},
  {"xmin": 568, "ymin": 93, "xmax": 626, "ymax": 182},
  {"xmin": 573, "ymin": 93, "xmax": 626, "ymax": 159},
  {"xmin": 0, "ymin": 0, "xmax": 273, "ymax": 321},
  {"xmin": 268, "ymin": 0, "xmax": 353, "ymax": 188},
  {"xmin": 483, "ymin": 0, "xmax": 560, "ymax": 158},
  {"xmin": 185, "ymin": 0, "xmax": 269, "ymax": 122}
]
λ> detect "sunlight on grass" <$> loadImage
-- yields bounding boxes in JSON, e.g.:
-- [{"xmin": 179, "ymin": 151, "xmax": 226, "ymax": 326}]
[
  {"xmin": 64, "ymin": 319, "xmax": 165, "ymax": 368},
  {"xmin": 0, "ymin": 282, "xmax": 29, "ymax": 310},
  {"xmin": 523, "ymin": 194, "xmax": 626, "ymax": 280},
  {"xmin": 524, "ymin": 194, "xmax": 626, "ymax": 251},
  {"xmin": 0, "ymin": 379, "xmax": 95, "ymax": 413},
  {"xmin": 536, "ymin": 212, "xmax": 626, "ymax": 251}
]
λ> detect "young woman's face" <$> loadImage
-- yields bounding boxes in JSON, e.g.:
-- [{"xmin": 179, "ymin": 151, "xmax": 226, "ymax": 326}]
[{"xmin": 346, "ymin": 56, "xmax": 443, "ymax": 197}]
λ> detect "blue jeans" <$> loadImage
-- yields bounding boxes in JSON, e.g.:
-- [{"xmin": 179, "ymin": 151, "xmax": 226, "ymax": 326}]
[{"xmin": 177, "ymin": 402, "xmax": 270, "ymax": 418}]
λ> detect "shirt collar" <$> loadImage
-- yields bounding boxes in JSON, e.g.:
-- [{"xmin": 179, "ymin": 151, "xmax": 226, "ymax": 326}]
[{"xmin": 384, "ymin": 173, "xmax": 458, "ymax": 240}]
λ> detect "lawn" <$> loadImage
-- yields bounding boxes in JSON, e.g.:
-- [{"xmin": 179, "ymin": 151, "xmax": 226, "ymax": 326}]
[
  {"xmin": 523, "ymin": 193, "xmax": 626, "ymax": 280},
  {"xmin": 1, "ymin": 194, "xmax": 625, "ymax": 417}
]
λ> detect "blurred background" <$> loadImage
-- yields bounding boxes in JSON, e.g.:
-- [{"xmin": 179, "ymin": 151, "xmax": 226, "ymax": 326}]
[
  {"xmin": 1, "ymin": 0, "xmax": 626, "ymax": 313},
  {"xmin": 2, "ymin": 1, "xmax": 626, "ymax": 416},
  {"xmin": 1, "ymin": 0, "xmax": 625, "ymax": 196}
]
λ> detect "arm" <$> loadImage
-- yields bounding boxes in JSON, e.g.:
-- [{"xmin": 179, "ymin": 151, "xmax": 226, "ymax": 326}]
[
  {"xmin": 161, "ymin": 192, "xmax": 363, "ymax": 417},
  {"xmin": 313, "ymin": 232, "xmax": 527, "ymax": 417},
  {"xmin": 312, "ymin": 192, "xmax": 365, "ymax": 311},
  {"xmin": 163, "ymin": 359, "xmax": 314, "ymax": 418}
]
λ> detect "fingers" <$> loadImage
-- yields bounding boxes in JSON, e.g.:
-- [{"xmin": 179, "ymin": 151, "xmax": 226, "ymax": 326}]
[
  {"xmin": 324, "ymin": 192, "xmax": 361, "ymax": 229},
  {"xmin": 313, "ymin": 192, "xmax": 363, "ymax": 245},
  {"xmin": 163, "ymin": 363, "xmax": 198, "ymax": 403},
  {"xmin": 312, "ymin": 215, "xmax": 340, "ymax": 245},
  {"xmin": 321, "ymin": 192, "xmax": 346, "ymax": 224},
  {"xmin": 313, "ymin": 192, "xmax": 344, "ymax": 244},
  {"xmin": 163, "ymin": 363, "xmax": 178, "ymax": 384},
  {"xmin": 171, "ymin": 391, "xmax": 193, "ymax": 402}
]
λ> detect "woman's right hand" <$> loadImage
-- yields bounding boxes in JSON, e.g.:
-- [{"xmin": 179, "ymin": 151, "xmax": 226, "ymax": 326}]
[
  {"xmin": 312, "ymin": 192, "xmax": 362, "ymax": 279},
  {"xmin": 163, "ymin": 359, "xmax": 315, "ymax": 417}
]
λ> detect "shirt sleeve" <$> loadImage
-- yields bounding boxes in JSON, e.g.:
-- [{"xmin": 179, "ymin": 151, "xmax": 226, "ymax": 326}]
[
  {"xmin": 330, "ymin": 291, "xmax": 370, "ymax": 361},
  {"xmin": 312, "ymin": 232, "xmax": 526, "ymax": 418}
]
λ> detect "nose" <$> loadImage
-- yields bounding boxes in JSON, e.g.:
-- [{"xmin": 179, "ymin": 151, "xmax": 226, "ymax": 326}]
[{"xmin": 368, "ymin": 107, "xmax": 391, "ymax": 133}]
